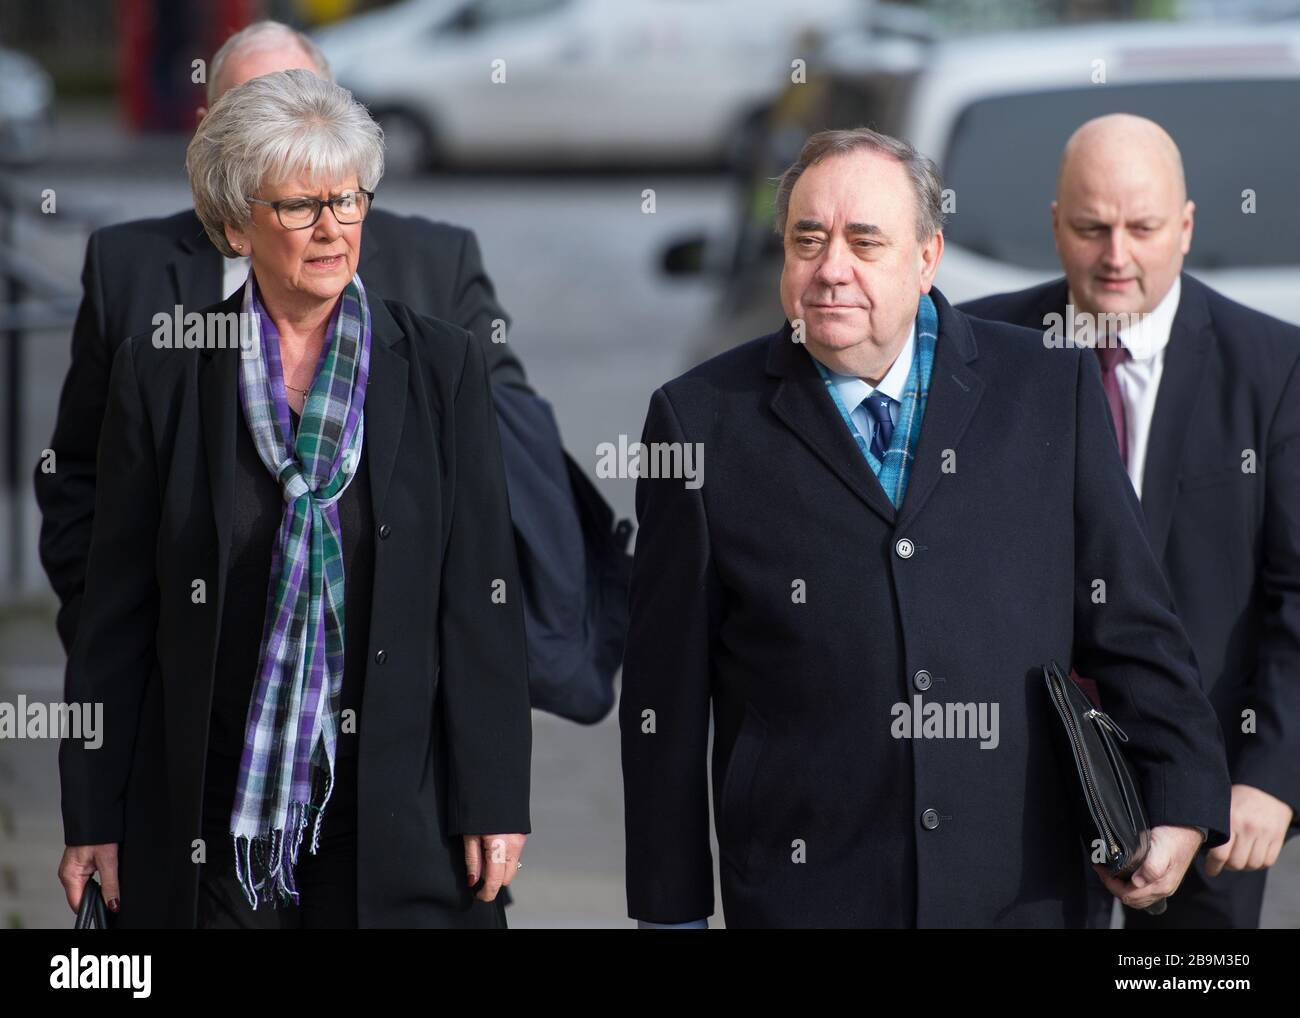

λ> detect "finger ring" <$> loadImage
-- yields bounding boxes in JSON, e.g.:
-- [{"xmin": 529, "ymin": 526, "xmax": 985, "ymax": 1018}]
[{"xmin": 516, "ymin": 861, "xmax": 523, "ymax": 870}]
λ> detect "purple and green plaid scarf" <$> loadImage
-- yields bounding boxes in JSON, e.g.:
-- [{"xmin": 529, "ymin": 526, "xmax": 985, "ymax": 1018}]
[{"xmin": 231, "ymin": 271, "xmax": 371, "ymax": 909}]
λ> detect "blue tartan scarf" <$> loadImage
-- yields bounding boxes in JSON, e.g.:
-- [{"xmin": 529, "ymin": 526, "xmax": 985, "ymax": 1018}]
[
  {"xmin": 231, "ymin": 271, "xmax": 371, "ymax": 908},
  {"xmin": 812, "ymin": 292, "xmax": 938, "ymax": 507}
]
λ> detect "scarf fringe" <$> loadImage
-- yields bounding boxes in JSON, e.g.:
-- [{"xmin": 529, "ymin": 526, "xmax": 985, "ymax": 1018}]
[{"xmin": 231, "ymin": 762, "xmax": 339, "ymax": 911}]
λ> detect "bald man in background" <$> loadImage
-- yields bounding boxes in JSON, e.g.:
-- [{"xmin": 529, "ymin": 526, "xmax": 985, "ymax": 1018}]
[{"xmin": 962, "ymin": 114, "xmax": 1300, "ymax": 929}]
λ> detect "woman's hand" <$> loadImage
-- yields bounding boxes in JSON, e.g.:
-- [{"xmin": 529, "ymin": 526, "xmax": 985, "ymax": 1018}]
[
  {"xmin": 59, "ymin": 843, "xmax": 120, "ymax": 914},
  {"xmin": 462, "ymin": 833, "xmax": 527, "ymax": 902}
]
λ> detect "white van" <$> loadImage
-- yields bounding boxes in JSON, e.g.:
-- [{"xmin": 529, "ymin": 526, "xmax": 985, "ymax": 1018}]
[{"xmin": 669, "ymin": 18, "xmax": 1300, "ymax": 363}]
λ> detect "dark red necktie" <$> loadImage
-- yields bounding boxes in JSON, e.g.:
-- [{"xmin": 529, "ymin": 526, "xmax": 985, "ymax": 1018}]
[
  {"xmin": 1095, "ymin": 344, "xmax": 1130, "ymax": 467},
  {"xmin": 1075, "ymin": 341, "xmax": 1130, "ymax": 710}
]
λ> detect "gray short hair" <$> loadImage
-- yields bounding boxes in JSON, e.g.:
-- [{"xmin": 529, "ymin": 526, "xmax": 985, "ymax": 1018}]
[
  {"xmin": 208, "ymin": 20, "xmax": 332, "ymax": 105},
  {"xmin": 187, "ymin": 68, "xmax": 384, "ymax": 258},
  {"xmin": 773, "ymin": 127, "xmax": 945, "ymax": 241}
]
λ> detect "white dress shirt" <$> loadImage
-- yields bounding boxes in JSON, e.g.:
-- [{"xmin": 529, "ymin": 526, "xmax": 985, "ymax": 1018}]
[
  {"xmin": 813, "ymin": 322, "xmax": 916, "ymax": 450},
  {"xmin": 1070, "ymin": 276, "xmax": 1181, "ymax": 500},
  {"xmin": 223, "ymin": 255, "xmax": 250, "ymax": 300}
]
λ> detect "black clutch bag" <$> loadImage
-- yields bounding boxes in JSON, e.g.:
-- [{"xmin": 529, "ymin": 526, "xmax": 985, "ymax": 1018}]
[
  {"xmin": 1042, "ymin": 660, "xmax": 1152, "ymax": 879},
  {"xmin": 74, "ymin": 877, "xmax": 110, "ymax": 930}
]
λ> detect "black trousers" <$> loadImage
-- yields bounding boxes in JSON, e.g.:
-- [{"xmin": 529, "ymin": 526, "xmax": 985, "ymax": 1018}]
[
  {"xmin": 1123, "ymin": 853, "xmax": 1268, "ymax": 929},
  {"xmin": 197, "ymin": 753, "xmax": 359, "ymax": 929},
  {"xmin": 1084, "ymin": 873, "xmax": 1116, "ymax": 929}
]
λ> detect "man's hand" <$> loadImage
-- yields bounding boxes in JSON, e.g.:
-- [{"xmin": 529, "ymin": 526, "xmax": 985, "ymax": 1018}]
[
  {"xmin": 58, "ymin": 843, "xmax": 120, "ymax": 914},
  {"xmin": 463, "ymin": 833, "xmax": 527, "ymax": 902},
  {"xmin": 1206, "ymin": 784, "xmax": 1294, "ymax": 876},
  {"xmin": 1093, "ymin": 824, "xmax": 1203, "ymax": 910}
]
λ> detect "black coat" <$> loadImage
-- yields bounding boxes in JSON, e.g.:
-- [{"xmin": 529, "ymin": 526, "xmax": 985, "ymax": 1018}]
[
  {"xmin": 620, "ymin": 286, "xmax": 1231, "ymax": 928},
  {"xmin": 35, "ymin": 208, "xmax": 629, "ymax": 722},
  {"xmin": 58, "ymin": 286, "xmax": 533, "ymax": 928},
  {"xmin": 961, "ymin": 273, "xmax": 1300, "ymax": 827}
]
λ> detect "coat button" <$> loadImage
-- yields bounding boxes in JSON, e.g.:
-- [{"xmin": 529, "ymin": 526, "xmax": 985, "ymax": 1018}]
[
  {"xmin": 379, "ymin": 523, "xmax": 391, "ymax": 539},
  {"xmin": 895, "ymin": 538, "xmax": 914, "ymax": 559},
  {"xmin": 913, "ymin": 669, "xmax": 932, "ymax": 691},
  {"xmin": 921, "ymin": 808, "xmax": 940, "ymax": 830},
  {"xmin": 374, "ymin": 649, "xmax": 388, "ymax": 665}
]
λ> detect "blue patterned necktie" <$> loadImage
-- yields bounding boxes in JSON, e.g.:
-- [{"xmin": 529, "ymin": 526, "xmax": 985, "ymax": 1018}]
[{"xmin": 862, "ymin": 392, "xmax": 897, "ymax": 462}]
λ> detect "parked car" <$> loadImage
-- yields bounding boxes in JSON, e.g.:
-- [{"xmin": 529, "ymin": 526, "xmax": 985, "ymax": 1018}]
[
  {"xmin": 666, "ymin": 17, "xmax": 1300, "ymax": 365},
  {"xmin": 0, "ymin": 43, "xmax": 52, "ymax": 166},
  {"xmin": 313, "ymin": 0, "xmax": 867, "ymax": 172}
]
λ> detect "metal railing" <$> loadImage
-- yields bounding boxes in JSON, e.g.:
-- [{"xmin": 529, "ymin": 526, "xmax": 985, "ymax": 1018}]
[{"xmin": 0, "ymin": 175, "xmax": 104, "ymax": 590}]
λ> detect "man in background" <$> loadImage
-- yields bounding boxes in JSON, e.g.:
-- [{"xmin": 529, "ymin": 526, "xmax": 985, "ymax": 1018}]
[
  {"xmin": 35, "ymin": 20, "xmax": 629, "ymax": 726},
  {"xmin": 961, "ymin": 113, "xmax": 1300, "ymax": 928}
]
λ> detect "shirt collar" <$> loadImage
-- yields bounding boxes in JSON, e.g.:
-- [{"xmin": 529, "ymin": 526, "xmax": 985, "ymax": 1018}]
[
  {"xmin": 1066, "ymin": 274, "xmax": 1181, "ymax": 363},
  {"xmin": 814, "ymin": 322, "xmax": 916, "ymax": 411}
]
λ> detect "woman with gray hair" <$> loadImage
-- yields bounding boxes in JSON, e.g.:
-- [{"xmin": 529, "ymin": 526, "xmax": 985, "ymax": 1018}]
[{"xmin": 57, "ymin": 69, "xmax": 532, "ymax": 929}]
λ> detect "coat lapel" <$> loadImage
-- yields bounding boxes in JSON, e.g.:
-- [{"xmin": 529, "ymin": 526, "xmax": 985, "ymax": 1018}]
[
  {"xmin": 1035, "ymin": 278, "xmax": 1072, "ymax": 335},
  {"xmin": 171, "ymin": 217, "xmax": 224, "ymax": 310},
  {"xmin": 896, "ymin": 289, "xmax": 984, "ymax": 530},
  {"xmin": 198, "ymin": 289, "xmax": 243, "ymax": 592},
  {"xmin": 767, "ymin": 322, "xmax": 899, "ymax": 526},
  {"xmin": 766, "ymin": 287, "xmax": 987, "ymax": 529},
  {"xmin": 358, "ymin": 221, "xmax": 383, "ymax": 283},
  {"xmin": 1138, "ymin": 274, "xmax": 1214, "ymax": 558},
  {"xmin": 362, "ymin": 295, "xmax": 408, "ymax": 521}
]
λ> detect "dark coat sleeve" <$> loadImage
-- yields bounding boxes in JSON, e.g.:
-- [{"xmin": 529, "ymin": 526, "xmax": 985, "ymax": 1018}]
[
  {"xmin": 493, "ymin": 382, "xmax": 628, "ymax": 724},
  {"xmin": 449, "ymin": 227, "xmax": 530, "ymax": 394},
  {"xmin": 1069, "ymin": 348, "xmax": 1232, "ymax": 845},
  {"xmin": 438, "ymin": 325, "xmax": 534, "ymax": 837},
  {"xmin": 448, "ymin": 224, "xmax": 631, "ymax": 722},
  {"xmin": 1233, "ymin": 354, "xmax": 1300, "ymax": 819},
  {"xmin": 58, "ymin": 336, "xmax": 160, "ymax": 846},
  {"xmin": 619, "ymin": 386, "xmax": 720, "ymax": 923},
  {"xmin": 35, "ymin": 229, "xmax": 113, "ymax": 653}
]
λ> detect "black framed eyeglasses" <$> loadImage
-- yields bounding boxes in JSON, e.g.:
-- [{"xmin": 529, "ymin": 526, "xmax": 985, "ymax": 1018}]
[{"xmin": 246, "ymin": 189, "xmax": 375, "ymax": 230}]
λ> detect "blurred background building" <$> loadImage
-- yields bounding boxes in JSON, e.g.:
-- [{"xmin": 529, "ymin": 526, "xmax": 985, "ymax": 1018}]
[{"xmin": 1, "ymin": 0, "xmax": 1298, "ymax": 928}]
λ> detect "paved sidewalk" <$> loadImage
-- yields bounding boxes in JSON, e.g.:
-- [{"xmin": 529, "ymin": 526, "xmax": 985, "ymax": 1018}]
[
  {"xmin": 4, "ymin": 594, "xmax": 1298, "ymax": 928},
  {"xmin": 0, "ymin": 598, "xmax": 652, "ymax": 929},
  {"xmin": 0, "ymin": 601, "xmax": 68, "ymax": 928}
]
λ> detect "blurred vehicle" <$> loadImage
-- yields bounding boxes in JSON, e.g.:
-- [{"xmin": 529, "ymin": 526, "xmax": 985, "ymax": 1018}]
[
  {"xmin": 667, "ymin": 17, "xmax": 1300, "ymax": 364},
  {"xmin": 0, "ymin": 43, "xmax": 52, "ymax": 165},
  {"xmin": 313, "ymin": 0, "xmax": 866, "ymax": 172}
]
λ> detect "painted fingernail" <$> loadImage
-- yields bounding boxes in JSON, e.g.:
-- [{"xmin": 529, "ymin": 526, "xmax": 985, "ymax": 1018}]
[
  {"xmin": 107, "ymin": 897, "xmax": 120, "ymax": 913},
  {"xmin": 467, "ymin": 873, "xmax": 477, "ymax": 887}
]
